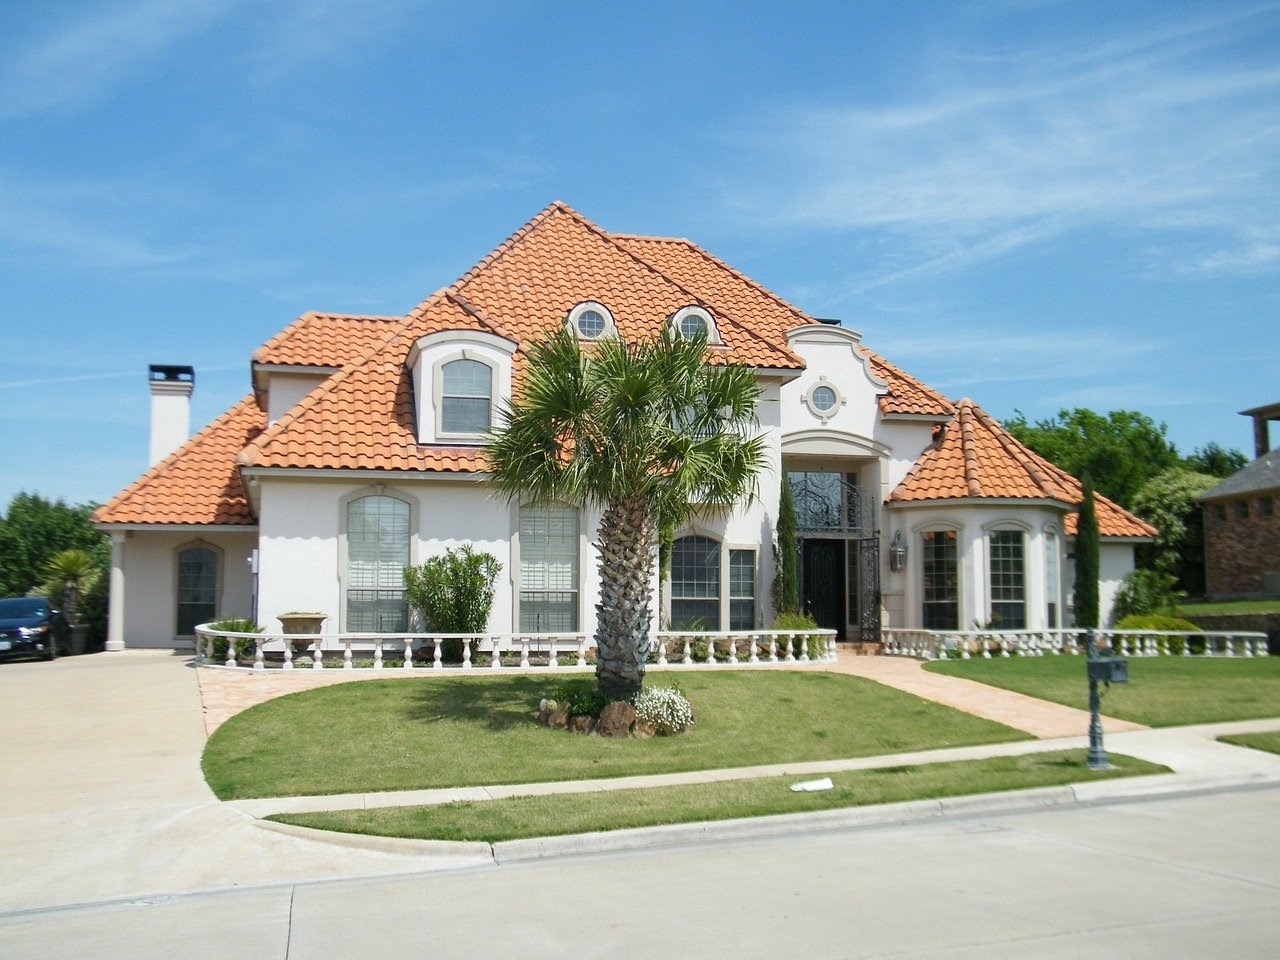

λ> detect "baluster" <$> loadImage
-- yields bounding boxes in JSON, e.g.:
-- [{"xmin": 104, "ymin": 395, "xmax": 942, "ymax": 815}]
[
  {"xmin": 765, "ymin": 634, "xmax": 777, "ymax": 663},
  {"xmin": 828, "ymin": 635, "xmax": 837, "ymax": 661},
  {"xmin": 678, "ymin": 636, "xmax": 689, "ymax": 665},
  {"xmin": 747, "ymin": 634, "xmax": 759, "ymax": 664},
  {"xmin": 374, "ymin": 641, "xmax": 384, "ymax": 669},
  {"xmin": 781, "ymin": 633, "xmax": 794, "ymax": 662},
  {"xmin": 1244, "ymin": 636, "xmax": 1256, "ymax": 657},
  {"xmin": 462, "ymin": 637, "xmax": 473, "ymax": 669},
  {"xmin": 343, "ymin": 640, "xmax": 353, "ymax": 669},
  {"xmin": 548, "ymin": 639, "xmax": 558, "ymax": 668},
  {"xmin": 658, "ymin": 637, "xmax": 669, "ymax": 666},
  {"xmin": 223, "ymin": 637, "xmax": 235, "ymax": 668},
  {"xmin": 519, "ymin": 638, "xmax": 530, "ymax": 669},
  {"xmin": 491, "ymin": 636, "xmax": 502, "ymax": 669},
  {"xmin": 282, "ymin": 638, "xmax": 294, "ymax": 670},
  {"xmin": 311, "ymin": 637, "xmax": 323, "ymax": 668},
  {"xmin": 402, "ymin": 638, "xmax": 414, "ymax": 670},
  {"xmin": 577, "ymin": 636, "xmax": 587, "ymax": 667},
  {"xmin": 1204, "ymin": 635, "xmax": 1215, "ymax": 657},
  {"xmin": 432, "ymin": 637, "xmax": 443, "ymax": 669},
  {"xmin": 727, "ymin": 634, "xmax": 738, "ymax": 664},
  {"xmin": 254, "ymin": 638, "xmax": 265, "ymax": 670}
]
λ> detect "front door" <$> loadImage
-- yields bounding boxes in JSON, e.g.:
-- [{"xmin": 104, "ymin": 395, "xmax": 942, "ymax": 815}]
[{"xmin": 802, "ymin": 539, "xmax": 846, "ymax": 642}]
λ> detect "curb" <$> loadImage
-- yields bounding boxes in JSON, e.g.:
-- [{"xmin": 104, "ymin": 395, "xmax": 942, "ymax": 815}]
[{"xmin": 246, "ymin": 770, "xmax": 1280, "ymax": 866}]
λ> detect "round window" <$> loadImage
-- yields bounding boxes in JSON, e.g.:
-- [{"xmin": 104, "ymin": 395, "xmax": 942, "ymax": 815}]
[
  {"xmin": 576, "ymin": 309, "xmax": 606, "ymax": 338},
  {"xmin": 679, "ymin": 312, "xmax": 708, "ymax": 338},
  {"xmin": 811, "ymin": 385, "xmax": 838, "ymax": 413}
]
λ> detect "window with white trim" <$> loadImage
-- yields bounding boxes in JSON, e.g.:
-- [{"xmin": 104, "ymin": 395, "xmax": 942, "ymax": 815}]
[
  {"xmin": 176, "ymin": 545, "xmax": 218, "ymax": 636},
  {"xmin": 670, "ymin": 535, "xmax": 721, "ymax": 630},
  {"xmin": 729, "ymin": 549, "xmax": 756, "ymax": 630},
  {"xmin": 1045, "ymin": 531, "xmax": 1059, "ymax": 628},
  {"xmin": 346, "ymin": 495, "xmax": 410, "ymax": 632},
  {"xmin": 988, "ymin": 529, "xmax": 1026, "ymax": 629},
  {"xmin": 670, "ymin": 305, "xmax": 719, "ymax": 343},
  {"xmin": 566, "ymin": 301, "xmax": 616, "ymax": 340},
  {"xmin": 440, "ymin": 358, "xmax": 493, "ymax": 435},
  {"xmin": 920, "ymin": 530, "xmax": 958, "ymax": 630},
  {"xmin": 519, "ymin": 505, "xmax": 579, "ymax": 632}
]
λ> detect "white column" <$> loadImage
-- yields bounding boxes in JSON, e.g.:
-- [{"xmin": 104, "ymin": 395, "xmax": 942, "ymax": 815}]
[{"xmin": 105, "ymin": 532, "xmax": 127, "ymax": 652}]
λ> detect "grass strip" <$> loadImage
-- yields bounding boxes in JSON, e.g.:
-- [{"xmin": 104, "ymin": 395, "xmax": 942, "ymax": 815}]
[
  {"xmin": 267, "ymin": 750, "xmax": 1167, "ymax": 843},
  {"xmin": 203, "ymin": 671, "xmax": 1028, "ymax": 800},
  {"xmin": 924, "ymin": 655, "xmax": 1280, "ymax": 727},
  {"xmin": 1218, "ymin": 730, "xmax": 1280, "ymax": 755}
]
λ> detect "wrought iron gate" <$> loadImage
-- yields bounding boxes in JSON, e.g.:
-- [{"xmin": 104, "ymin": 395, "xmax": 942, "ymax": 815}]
[{"xmin": 858, "ymin": 534, "xmax": 881, "ymax": 644}]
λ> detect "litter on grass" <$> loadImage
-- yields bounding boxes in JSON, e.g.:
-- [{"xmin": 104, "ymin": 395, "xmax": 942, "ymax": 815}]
[{"xmin": 790, "ymin": 777, "xmax": 833, "ymax": 792}]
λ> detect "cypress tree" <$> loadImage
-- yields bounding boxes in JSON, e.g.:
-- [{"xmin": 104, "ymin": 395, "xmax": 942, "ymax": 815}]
[
  {"xmin": 772, "ymin": 476, "xmax": 799, "ymax": 615},
  {"xmin": 1074, "ymin": 474, "xmax": 1101, "ymax": 629}
]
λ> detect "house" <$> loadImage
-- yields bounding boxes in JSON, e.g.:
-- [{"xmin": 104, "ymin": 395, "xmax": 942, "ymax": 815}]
[
  {"xmin": 1198, "ymin": 403, "xmax": 1280, "ymax": 599},
  {"xmin": 93, "ymin": 202, "xmax": 1154, "ymax": 650}
]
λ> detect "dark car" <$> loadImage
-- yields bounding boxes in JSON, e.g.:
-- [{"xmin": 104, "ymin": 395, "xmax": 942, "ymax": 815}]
[{"xmin": 0, "ymin": 597, "xmax": 69, "ymax": 660}]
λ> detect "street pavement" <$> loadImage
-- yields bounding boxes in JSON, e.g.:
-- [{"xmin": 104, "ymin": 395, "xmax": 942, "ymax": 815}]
[{"xmin": 2, "ymin": 649, "xmax": 1279, "ymax": 958}]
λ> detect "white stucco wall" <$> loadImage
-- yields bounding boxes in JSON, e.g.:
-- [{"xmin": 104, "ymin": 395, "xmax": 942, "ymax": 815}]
[
  {"xmin": 1060, "ymin": 539, "xmax": 1139, "ymax": 628},
  {"xmin": 113, "ymin": 529, "xmax": 256, "ymax": 648},
  {"xmin": 265, "ymin": 372, "xmax": 329, "ymax": 426}
]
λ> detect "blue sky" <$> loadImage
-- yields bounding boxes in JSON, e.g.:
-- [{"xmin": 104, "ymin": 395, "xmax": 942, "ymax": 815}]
[{"xmin": 1, "ymin": 0, "xmax": 1277, "ymax": 509}]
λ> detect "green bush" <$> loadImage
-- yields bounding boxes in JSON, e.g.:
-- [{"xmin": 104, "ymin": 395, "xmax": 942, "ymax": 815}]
[
  {"xmin": 404, "ymin": 544, "xmax": 500, "ymax": 663},
  {"xmin": 772, "ymin": 611, "xmax": 826, "ymax": 658},
  {"xmin": 549, "ymin": 680, "xmax": 611, "ymax": 718},
  {"xmin": 1112, "ymin": 569, "xmax": 1180, "ymax": 621},
  {"xmin": 1113, "ymin": 613, "xmax": 1203, "ymax": 654},
  {"xmin": 205, "ymin": 618, "xmax": 263, "ymax": 661}
]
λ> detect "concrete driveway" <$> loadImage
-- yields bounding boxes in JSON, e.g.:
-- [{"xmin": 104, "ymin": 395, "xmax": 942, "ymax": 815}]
[{"xmin": 0, "ymin": 651, "xmax": 488, "ymax": 913}]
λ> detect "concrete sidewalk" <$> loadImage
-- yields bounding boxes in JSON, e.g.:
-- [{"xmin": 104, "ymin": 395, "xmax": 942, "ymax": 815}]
[{"xmin": 3, "ymin": 649, "xmax": 1278, "ymax": 916}]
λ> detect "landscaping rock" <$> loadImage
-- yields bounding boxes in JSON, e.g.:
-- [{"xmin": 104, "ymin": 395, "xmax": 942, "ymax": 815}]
[
  {"xmin": 596, "ymin": 700, "xmax": 636, "ymax": 737},
  {"xmin": 548, "ymin": 705, "xmax": 570, "ymax": 730},
  {"xmin": 632, "ymin": 720, "xmax": 657, "ymax": 739},
  {"xmin": 567, "ymin": 714, "xmax": 595, "ymax": 734}
]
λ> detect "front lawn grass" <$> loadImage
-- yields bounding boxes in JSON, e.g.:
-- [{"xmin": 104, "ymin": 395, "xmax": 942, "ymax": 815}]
[
  {"xmin": 1219, "ymin": 730, "xmax": 1280, "ymax": 755},
  {"xmin": 1177, "ymin": 599, "xmax": 1280, "ymax": 616},
  {"xmin": 269, "ymin": 750, "xmax": 1167, "ymax": 843},
  {"xmin": 202, "ymin": 671, "xmax": 1027, "ymax": 800},
  {"xmin": 925, "ymin": 655, "xmax": 1280, "ymax": 727}
]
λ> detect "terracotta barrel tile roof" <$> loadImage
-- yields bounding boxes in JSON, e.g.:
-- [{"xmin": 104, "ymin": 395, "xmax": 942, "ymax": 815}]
[
  {"xmin": 889, "ymin": 399, "xmax": 1155, "ymax": 539},
  {"xmin": 94, "ymin": 397, "xmax": 263, "ymax": 525},
  {"xmin": 252, "ymin": 312, "xmax": 406, "ymax": 368}
]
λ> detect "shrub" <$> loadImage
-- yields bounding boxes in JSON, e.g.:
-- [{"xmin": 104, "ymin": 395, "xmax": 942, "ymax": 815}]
[
  {"xmin": 404, "ymin": 544, "xmax": 501, "ymax": 663},
  {"xmin": 772, "ymin": 611, "xmax": 826, "ymax": 659},
  {"xmin": 549, "ymin": 680, "xmax": 610, "ymax": 718},
  {"xmin": 633, "ymin": 685, "xmax": 695, "ymax": 735},
  {"xmin": 1112, "ymin": 569, "xmax": 1180, "ymax": 621},
  {"xmin": 205, "ymin": 618, "xmax": 263, "ymax": 662},
  {"xmin": 1113, "ymin": 613, "xmax": 1204, "ymax": 654}
]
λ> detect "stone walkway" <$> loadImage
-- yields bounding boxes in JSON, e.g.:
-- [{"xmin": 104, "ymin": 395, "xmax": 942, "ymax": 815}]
[{"xmin": 196, "ymin": 651, "xmax": 1143, "ymax": 739}]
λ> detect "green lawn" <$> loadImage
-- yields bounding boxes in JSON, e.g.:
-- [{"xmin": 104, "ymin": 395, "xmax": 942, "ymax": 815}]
[
  {"xmin": 270, "ymin": 750, "xmax": 1167, "ymax": 843},
  {"xmin": 1176, "ymin": 599, "xmax": 1280, "ymax": 616},
  {"xmin": 203, "ymin": 671, "xmax": 1027, "ymax": 800},
  {"xmin": 925, "ymin": 655, "xmax": 1280, "ymax": 727},
  {"xmin": 1219, "ymin": 730, "xmax": 1280, "ymax": 755}
]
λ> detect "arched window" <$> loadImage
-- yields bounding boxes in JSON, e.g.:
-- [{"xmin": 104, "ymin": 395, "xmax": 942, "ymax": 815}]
[
  {"xmin": 346, "ymin": 495, "xmax": 410, "ymax": 632},
  {"xmin": 175, "ymin": 544, "xmax": 219, "ymax": 637},
  {"xmin": 440, "ymin": 358, "xmax": 493, "ymax": 435},
  {"xmin": 670, "ymin": 305, "xmax": 719, "ymax": 343},
  {"xmin": 566, "ymin": 301, "xmax": 616, "ymax": 340},
  {"xmin": 518, "ymin": 505, "xmax": 580, "ymax": 632}
]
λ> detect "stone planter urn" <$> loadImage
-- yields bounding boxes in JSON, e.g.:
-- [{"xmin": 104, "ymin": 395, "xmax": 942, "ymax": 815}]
[{"xmin": 277, "ymin": 613, "xmax": 327, "ymax": 663}]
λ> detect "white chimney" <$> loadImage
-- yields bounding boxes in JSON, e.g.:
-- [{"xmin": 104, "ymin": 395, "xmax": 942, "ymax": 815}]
[{"xmin": 148, "ymin": 364, "xmax": 194, "ymax": 466}]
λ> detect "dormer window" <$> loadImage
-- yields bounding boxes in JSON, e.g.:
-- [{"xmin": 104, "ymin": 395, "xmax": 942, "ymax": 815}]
[
  {"xmin": 670, "ymin": 305, "xmax": 719, "ymax": 343},
  {"xmin": 566, "ymin": 301, "xmax": 616, "ymax": 340},
  {"xmin": 408, "ymin": 330, "xmax": 517, "ymax": 445},
  {"xmin": 440, "ymin": 358, "xmax": 493, "ymax": 435}
]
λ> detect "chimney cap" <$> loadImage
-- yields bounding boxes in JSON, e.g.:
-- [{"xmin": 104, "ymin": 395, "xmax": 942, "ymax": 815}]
[{"xmin": 149, "ymin": 364, "xmax": 195, "ymax": 385}]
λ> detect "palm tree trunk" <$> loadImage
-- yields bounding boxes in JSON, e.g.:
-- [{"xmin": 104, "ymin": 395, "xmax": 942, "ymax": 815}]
[{"xmin": 594, "ymin": 495, "xmax": 657, "ymax": 699}]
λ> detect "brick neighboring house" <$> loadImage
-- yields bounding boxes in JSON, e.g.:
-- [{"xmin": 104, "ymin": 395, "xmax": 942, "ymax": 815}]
[{"xmin": 1198, "ymin": 402, "xmax": 1280, "ymax": 599}]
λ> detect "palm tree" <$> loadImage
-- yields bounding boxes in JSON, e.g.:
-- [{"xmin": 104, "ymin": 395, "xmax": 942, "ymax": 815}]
[
  {"xmin": 486, "ymin": 326, "xmax": 766, "ymax": 699},
  {"xmin": 43, "ymin": 548, "xmax": 99, "ymax": 627}
]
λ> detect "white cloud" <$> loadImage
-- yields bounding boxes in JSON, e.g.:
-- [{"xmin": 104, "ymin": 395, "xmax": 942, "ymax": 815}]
[
  {"xmin": 723, "ymin": 5, "xmax": 1280, "ymax": 287},
  {"xmin": 0, "ymin": 0, "xmax": 238, "ymax": 118}
]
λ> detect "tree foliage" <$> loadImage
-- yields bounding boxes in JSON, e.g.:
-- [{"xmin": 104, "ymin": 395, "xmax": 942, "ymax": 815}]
[
  {"xmin": 772, "ymin": 477, "xmax": 799, "ymax": 616},
  {"xmin": 1186, "ymin": 442, "xmax": 1249, "ymax": 478},
  {"xmin": 485, "ymin": 326, "xmax": 766, "ymax": 698},
  {"xmin": 1112, "ymin": 569, "xmax": 1180, "ymax": 621},
  {"xmin": 1073, "ymin": 475, "xmax": 1100, "ymax": 629},
  {"xmin": 1004, "ymin": 408, "xmax": 1181, "ymax": 509},
  {"xmin": 1131, "ymin": 468, "xmax": 1219, "ymax": 594}
]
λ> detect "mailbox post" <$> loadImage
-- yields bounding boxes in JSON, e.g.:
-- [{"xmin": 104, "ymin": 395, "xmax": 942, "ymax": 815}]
[{"xmin": 1085, "ymin": 629, "xmax": 1128, "ymax": 770}]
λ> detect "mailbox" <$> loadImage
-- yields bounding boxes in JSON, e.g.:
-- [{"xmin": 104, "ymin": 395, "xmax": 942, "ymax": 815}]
[{"xmin": 1087, "ymin": 658, "xmax": 1129, "ymax": 684}]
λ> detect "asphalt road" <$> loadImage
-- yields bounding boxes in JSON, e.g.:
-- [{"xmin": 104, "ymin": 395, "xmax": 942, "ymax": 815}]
[{"xmin": 4, "ymin": 785, "xmax": 1278, "ymax": 960}]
